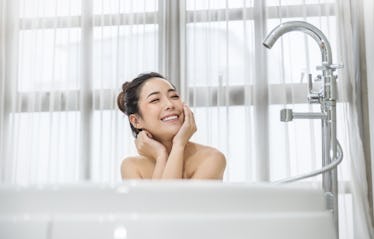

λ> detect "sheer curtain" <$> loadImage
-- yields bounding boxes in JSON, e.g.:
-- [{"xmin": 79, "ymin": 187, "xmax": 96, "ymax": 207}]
[
  {"xmin": 335, "ymin": 0, "xmax": 374, "ymax": 238},
  {"xmin": 0, "ymin": 0, "xmax": 373, "ymax": 238},
  {"xmin": 185, "ymin": 0, "xmax": 372, "ymax": 238},
  {"xmin": 0, "ymin": 0, "xmax": 158, "ymax": 184},
  {"xmin": 185, "ymin": 0, "xmax": 336, "ymax": 182}
]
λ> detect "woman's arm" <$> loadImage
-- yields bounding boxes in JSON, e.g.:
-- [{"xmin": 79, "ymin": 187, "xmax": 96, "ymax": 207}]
[
  {"xmin": 133, "ymin": 133, "xmax": 186, "ymax": 179},
  {"xmin": 161, "ymin": 105, "xmax": 196, "ymax": 179},
  {"xmin": 151, "ymin": 155, "xmax": 167, "ymax": 179},
  {"xmin": 134, "ymin": 131, "xmax": 168, "ymax": 179},
  {"xmin": 159, "ymin": 144, "xmax": 185, "ymax": 178},
  {"xmin": 134, "ymin": 105, "xmax": 196, "ymax": 179}
]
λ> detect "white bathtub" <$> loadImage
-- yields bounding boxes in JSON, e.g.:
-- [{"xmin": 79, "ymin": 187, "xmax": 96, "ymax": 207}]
[{"xmin": 0, "ymin": 181, "xmax": 336, "ymax": 239}]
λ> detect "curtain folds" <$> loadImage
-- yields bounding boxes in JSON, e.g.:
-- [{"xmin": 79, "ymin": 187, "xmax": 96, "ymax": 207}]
[
  {"xmin": 184, "ymin": 0, "xmax": 372, "ymax": 238},
  {"xmin": 0, "ymin": 0, "xmax": 5, "ymax": 182},
  {"xmin": 0, "ymin": 0, "xmax": 159, "ymax": 184},
  {"xmin": 0, "ymin": 0, "xmax": 373, "ymax": 238},
  {"xmin": 335, "ymin": 0, "xmax": 373, "ymax": 238}
]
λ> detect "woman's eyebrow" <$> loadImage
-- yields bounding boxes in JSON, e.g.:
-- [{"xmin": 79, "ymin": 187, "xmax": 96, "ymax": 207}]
[
  {"xmin": 147, "ymin": 88, "xmax": 176, "ymax": 98},
  {"xmin": 168, "ymin": 88, "xmax": 177, "ymax": 93},
  {"xmin": 146, "ymin": 91, "xmax": 160, "ymax": 99}
]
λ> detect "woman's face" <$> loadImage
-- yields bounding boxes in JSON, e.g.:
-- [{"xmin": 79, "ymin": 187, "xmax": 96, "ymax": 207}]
[{"xmin": 133, "ymin": 77, "xmax": 184, "ymax": 140}]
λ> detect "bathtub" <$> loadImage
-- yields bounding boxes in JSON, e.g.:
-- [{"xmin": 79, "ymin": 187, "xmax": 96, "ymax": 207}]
[{"xmin": 0, "ymin": 181, "xmax": 336, "ymax": 239}]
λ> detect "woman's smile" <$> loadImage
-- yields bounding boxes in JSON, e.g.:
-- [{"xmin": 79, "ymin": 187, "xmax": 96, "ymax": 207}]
[{"xmin": 161, "ymin": 113, "xmax": 180, "ymax": 123}]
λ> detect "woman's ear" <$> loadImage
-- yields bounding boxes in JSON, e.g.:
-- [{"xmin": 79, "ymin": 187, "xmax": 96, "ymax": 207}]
[{"xmin": 129, "ymin": 114, "xmax": 142, "ymax": 129}]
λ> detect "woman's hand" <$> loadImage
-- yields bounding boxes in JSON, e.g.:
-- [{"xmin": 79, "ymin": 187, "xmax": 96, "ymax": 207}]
[
  {"xmin": 135, "ymin": 130, "xmax": 167, "ymax": 161},
  {"xmin": 172, "ymin": 104, "xmax": 197, "ymax": 147}
]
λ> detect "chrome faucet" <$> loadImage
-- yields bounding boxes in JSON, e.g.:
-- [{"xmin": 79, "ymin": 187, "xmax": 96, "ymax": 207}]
[
  {"xmin": 263, "ymin": 21, "xmax": 332, "ymax": 63},
  {"xmin": 263, "ymin": 21, "xmax": 342, "ymax": 103},
  {"xmin": 263, "ymin": 21, "xmax": 343, "ymax": 239}
]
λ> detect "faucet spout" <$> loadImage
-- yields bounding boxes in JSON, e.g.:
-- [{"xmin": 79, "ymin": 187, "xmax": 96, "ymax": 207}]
[{"xmin": 263, "ymin": 21, "xmax": 332, "ymax": 65}]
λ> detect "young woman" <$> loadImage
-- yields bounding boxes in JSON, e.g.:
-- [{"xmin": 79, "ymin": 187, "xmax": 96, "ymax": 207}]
[{"xmin": 117, "ymin": 72, "xmax": 226, "ymax": 180}]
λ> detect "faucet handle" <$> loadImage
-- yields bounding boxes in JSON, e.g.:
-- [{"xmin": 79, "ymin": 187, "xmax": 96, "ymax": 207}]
[
  {"xmin": 314, "ymin": 75, "xmax": 322, "ymax": 81},
  {"xmin": 308, "ymin": 95, "xmax": 320, "ymax": 104},
  {"xmin": 330, "ymin": 64, "xmax": 344, "ymax": 70},
  {"xmin": 307, "ymin": 73, "xmax": 322, "ymax": 104},
  {"xmin": 280, "ymin": 109, "xmax": 293, "ymax": 122},
  {"xmin": 316, "ymin": 63, "xmax": 344, "ymax": 71}
]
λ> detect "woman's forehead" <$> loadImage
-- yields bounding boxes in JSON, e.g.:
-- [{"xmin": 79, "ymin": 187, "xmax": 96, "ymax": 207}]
[{"xmin": 140, "ymin": 78, "xmax": 175, "ymax": 95}]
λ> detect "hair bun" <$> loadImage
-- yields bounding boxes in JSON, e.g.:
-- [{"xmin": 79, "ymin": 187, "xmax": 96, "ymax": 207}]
[
  {"xmin": 122, "ymin": 81, "xmax": 130, "ymax": 92},
  {"xmin": 117, "ymin": 82, "xmax": 130, "ymax": 114}
]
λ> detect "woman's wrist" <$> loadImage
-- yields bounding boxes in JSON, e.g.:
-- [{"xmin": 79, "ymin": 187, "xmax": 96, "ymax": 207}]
[
  {"xmin": 156, "ymin": 152, "xmax": 168, "ymax": 162},
  {"xmin": 171, "ymin": 142, "xmax": 186, "ymax": 152},
  {"xmin": 172, "ymin": 136, "xmax": 189, "ymax": 147}
]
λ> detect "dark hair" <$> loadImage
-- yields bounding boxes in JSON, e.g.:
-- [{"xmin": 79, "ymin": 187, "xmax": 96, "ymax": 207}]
[{"xmin": 117, "ymin": 72, "xmax": 167, "ymax": 137}]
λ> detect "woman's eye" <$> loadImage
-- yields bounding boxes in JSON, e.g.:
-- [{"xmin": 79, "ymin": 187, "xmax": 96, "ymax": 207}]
[
  {"xmin": 171, "ymin": 95, "xmax": 180, "ymax": 99},
  {"xmin": 150, "ymin": 99, "xmax": 159, "ymax": 103}
]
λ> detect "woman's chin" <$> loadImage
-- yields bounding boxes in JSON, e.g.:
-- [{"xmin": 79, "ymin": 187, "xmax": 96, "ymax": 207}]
[{"xmin": 154, "ymin": 129, "xmax": 180, "ymax": 141}]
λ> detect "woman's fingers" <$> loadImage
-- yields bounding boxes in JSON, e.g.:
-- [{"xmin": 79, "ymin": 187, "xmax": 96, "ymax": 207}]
[
  {"xmin": 135, "ymin": 130, "xmax": 167, "ymax": 159},
  {"xmin": 183, "ymin": 104, "xmax": 197, "ymax": 132},
  {"xmin": 143, "ymin": 130, "xmax": 153, "ymax": 138},
  {"xmin": 135, "ymin": 131, "xmax": 150, "ymax": 149},
  {"xmin": 173, "ymin": 104, "xmax": 196, "ymax": 146}
]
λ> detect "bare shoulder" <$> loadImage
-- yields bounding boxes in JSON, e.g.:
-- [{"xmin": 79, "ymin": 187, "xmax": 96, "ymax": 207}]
[
  {"xmin": 191, "ymin": 143, "xmax": 226, "ymax": 161},
  {"xmin": 120, "ymin": 156, "xmax": 148, "ymax": 179},
  {"xmin": 187, "ymin": 142, "xmax": 226, "ymax": 179},
  {"xmin": 202, "ymin": 145, "xmax": 226, "ymax": 170}
]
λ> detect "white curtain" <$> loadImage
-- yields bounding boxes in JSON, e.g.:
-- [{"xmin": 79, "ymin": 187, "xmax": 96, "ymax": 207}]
[
  {"xmin": 185, "ymin": 0, "xmax": 372, "ymax": 238},
  {"xmin": 0, "ymin": 0, "xmax": 373, "ymax": 238},
  {"xmin": 0, "ymin": 0, "xmax": 158, "ymax": 184},
  {"xmin": 335, "ymin": 0, "xmax": 374, "ymax": 238},
  {"xmin": 186, "ymin": 0, "xmax": 333, "ymax": 182}
]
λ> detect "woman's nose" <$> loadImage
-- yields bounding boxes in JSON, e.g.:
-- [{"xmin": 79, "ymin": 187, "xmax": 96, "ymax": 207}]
[{"xmin": 164, "ymin": 98, "xmax": 175, "ymax": 110}]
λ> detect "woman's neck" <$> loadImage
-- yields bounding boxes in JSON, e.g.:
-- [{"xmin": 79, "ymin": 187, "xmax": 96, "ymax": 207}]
[
  {"xmin": 158, "ymin": 138, "xmax": 191, "ymax": 154},
  {"xmin": 160, "ymin": 140, "xmax": 173, "ymax": 154}
]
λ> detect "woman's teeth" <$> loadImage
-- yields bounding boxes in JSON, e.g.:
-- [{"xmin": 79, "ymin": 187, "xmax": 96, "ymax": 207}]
[{"xmin": 162, "ymin": 115, "xmax": 178, "ymax": 121}]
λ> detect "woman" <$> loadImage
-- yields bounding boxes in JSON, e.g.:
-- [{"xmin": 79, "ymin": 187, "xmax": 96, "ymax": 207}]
[{"xmin": 117, "ymin": 72, "xmax": 226, "ymax": 180}]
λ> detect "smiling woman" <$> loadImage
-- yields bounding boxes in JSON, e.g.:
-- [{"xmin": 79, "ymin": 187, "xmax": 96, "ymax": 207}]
[{"xmin": 117, "ymin": 72, "xmax": 226, "ymax": 180}]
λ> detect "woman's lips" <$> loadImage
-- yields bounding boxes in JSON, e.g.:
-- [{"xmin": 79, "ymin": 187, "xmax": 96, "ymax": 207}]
[{"xmin": 161, "ymin": 114, "xmax": 179, "ymax": 122}]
